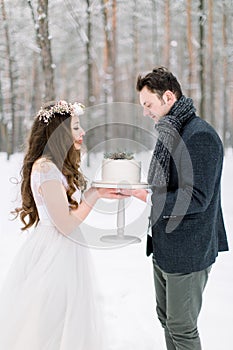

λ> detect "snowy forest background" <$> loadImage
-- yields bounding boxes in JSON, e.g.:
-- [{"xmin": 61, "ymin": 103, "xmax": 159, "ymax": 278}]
[
  {"xmin": 0, "ymin": 0, "xmax": 233, "ymax": 156},
  {"xmin": 0, "ymin": 2, "xmax": 233, "ymax": 348}
]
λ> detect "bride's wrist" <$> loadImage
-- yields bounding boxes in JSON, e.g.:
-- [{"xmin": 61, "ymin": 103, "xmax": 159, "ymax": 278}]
[{"xmin": 83, "ymin": 187, "xmax": 99, "ymax": 206}]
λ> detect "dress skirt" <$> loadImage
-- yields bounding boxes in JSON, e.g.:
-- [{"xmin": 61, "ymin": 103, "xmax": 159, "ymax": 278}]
[{"xmin": 0, "ymin": 222, "xmax": 105, "ymax": 350}]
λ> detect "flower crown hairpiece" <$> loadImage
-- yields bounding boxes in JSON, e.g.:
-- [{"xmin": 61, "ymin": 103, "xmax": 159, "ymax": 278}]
[{"xmin": 37, "ymin": 100, "xmax": 85, "ymax": 124}]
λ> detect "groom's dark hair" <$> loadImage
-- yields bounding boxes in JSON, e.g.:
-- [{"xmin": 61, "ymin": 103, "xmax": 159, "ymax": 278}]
[{"xmin": 136, "ymin": 66, "xmax": 182, "ymax": 100}]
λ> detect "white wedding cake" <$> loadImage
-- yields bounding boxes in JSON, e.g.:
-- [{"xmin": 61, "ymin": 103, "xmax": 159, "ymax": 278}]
[{"xmin": 102, "ymin": 153, "xmax": 141, "ymax": 184}]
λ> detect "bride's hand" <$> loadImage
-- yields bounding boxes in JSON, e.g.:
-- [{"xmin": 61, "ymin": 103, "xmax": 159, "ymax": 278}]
[
  {"xmin": 80, "ymin": 187, "xmax": 131, "ymax": 209},
  {"xmin": 95, "ymin": 187, "xmax": 132, "ymax": 199}
]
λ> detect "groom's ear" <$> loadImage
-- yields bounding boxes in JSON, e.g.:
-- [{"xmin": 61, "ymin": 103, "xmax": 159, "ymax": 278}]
[{"xmin": 163, "ymin": 90, "xmax": 176, "ymax": 105}]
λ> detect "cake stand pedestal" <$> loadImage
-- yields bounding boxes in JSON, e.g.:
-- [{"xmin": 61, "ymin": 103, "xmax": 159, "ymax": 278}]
[{"xmin": 92, "ymin": 181, "xmax": 149, "ymax": 244}]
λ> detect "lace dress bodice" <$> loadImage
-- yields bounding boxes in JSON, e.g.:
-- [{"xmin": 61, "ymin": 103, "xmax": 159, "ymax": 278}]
[{"xmin": 30, "ymin": 161, "xmax": 81, "ymax": 225}]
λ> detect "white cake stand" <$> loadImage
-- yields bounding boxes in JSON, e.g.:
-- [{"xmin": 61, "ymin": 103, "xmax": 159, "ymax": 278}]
[{"xmin": 92, "ymin": 181, "xmax": 149, "ymax": 244}]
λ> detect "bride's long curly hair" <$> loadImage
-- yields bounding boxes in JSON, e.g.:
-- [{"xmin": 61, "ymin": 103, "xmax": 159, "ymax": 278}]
[{"xmin": 15, "ymin": 101, "xmax": 87, "ymax": 230}]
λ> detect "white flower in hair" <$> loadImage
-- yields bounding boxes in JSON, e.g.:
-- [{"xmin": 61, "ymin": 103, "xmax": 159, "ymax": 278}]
[
  {"xmin": 73, "ymin": 102, "xmax": 85, "ymax": 116},
  {"xmin": 37, "ymin": 100, "xmax": 85, "ymax": 124}
]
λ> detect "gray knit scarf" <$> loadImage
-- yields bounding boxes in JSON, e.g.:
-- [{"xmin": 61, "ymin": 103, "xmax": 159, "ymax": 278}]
[{"xmin": 147, "ymin": 95, "xmax": 196, "ymax": 187}]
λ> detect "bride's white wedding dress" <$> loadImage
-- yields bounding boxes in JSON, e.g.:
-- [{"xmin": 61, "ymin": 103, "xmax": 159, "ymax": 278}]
[{"xmin": 0, "ymin": 162, "xmax": 105, "ymax": 349}]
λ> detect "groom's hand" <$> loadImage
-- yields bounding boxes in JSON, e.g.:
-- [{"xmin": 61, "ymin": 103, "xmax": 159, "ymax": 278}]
[
  {"xmin": 118, "ymin": 189, "xmax": 149, "ymax": 202},
  {"xmin": 95, "ymin": 187, "xmax": 132, "ymax": 199}
]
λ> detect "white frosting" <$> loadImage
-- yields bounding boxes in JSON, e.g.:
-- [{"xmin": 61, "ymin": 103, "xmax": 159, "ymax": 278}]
[{"xmin": 102, "ymin": 159, "xmax": 141, "ymax": 184}]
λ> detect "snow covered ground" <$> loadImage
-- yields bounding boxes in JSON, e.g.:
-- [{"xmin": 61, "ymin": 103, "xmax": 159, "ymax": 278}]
[{"xmin": 0, "ymin": 150, "xmax": 232, "ymax": 349}]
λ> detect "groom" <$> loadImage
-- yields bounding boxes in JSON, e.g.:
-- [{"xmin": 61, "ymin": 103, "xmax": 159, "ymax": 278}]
[{"xmin": 122, "ymin": 66, "xmax": 229, "ymax": 349}]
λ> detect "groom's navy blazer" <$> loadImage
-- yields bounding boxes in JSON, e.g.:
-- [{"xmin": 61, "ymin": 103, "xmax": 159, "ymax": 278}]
[{"xmin": 147, "ymin": 115, "xmax": 229, "ymax": 273}]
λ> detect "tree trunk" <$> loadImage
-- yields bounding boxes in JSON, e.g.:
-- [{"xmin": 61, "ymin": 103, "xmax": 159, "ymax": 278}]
[
  {"xmin": 28, "ymin": 0, "xmax": 56, "ymax": 101},
  {"xmin": 0, "ymin": 70, "xmax": 4, "ymax": 123},
  {"xmin": 31, "ymin": 52, "xmax": 41, "ymax": 117},
  {"xmin": 198, "ymin": 0, "xmax": 205, "ymax": 119},
  {"xmin": 102, "ymin": 0, "xmax": 113, "ymax": 103},
  {"xmin": 86, "ymin": 0, "xmax": 94, "ymax": 166},
  {"xmin": 151, "ymin": 0, "xmax": 159, "ymax": 65},
  {"xmin": 112, "ymin": 0, "xmax": 117, "ymax": 101},
  {"xmin": 1, "ymin": 0, "xmax": 16, "ymax": 156},
  {"xmin": 0, "ymin": 70, "xmax": 6, "ymax": 152},
  {"xmin": 86, "ymin": 0, "xmax": 94, "ymax": 106},
  {"xmin": 28, "ymin": 0, "xmax": 55, "ymax": 101},
  {"xmin": 187, "ymin": 0, "xmax": 195, "ymax": 99},
  {"xmin": 222, "ymin": 1, "xmax": 230, "ymax": 147},
  {"xmin": 208, "ymin": 0, "xmax": 215, "ymax": 127},
  {"xmin": 132, "ymin": 0, "xmax": 138, "ymax": 104},
  {"xmin": 163, "ymin": 0, "xmax": 170, "ymax": 68},
  {"xmin": 101, "ymin": 0, "xmax": 113, "ymax": 151},
  {"xmin": 37, "ymin": 0, "xmax": 55, "ymax": 101}
]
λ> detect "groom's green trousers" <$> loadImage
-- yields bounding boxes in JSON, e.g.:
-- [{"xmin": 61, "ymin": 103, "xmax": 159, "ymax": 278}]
[{"xmin": 152, "ymin": 257, "xmax": 211, "ymax": 350}]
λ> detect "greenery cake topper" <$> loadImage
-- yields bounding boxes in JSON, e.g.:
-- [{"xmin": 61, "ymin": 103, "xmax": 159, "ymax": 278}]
[{"xmin": 104, "ymin": 151, "xmax": 134, "ymax": 160}]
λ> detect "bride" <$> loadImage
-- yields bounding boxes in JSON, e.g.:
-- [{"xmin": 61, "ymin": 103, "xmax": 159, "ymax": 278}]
[{"xmin": 0, "ymin": 100, "xmax": 128, "ymax": 349}]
